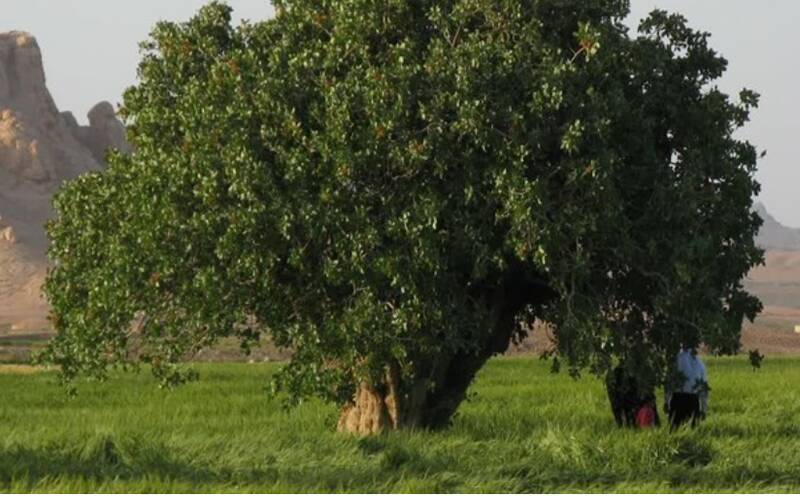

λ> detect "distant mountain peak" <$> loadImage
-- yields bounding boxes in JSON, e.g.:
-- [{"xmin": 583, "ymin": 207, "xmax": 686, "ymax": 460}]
[{"xmin": 755, "ymin": 202, "xmax": 800, "ymax": 251}]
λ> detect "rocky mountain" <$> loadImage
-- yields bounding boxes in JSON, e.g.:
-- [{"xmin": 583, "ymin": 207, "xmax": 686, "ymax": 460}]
[
  {"xmin": 754, "ymin": 202, "xmax": 800, "ymax": 251},
  {"xmin": 746, "ymin": 204, "xmax": 800, "ymax": 328},
  {"xmin": 0, "ymin": 31, "xmax": 129, "ymax": 332}
]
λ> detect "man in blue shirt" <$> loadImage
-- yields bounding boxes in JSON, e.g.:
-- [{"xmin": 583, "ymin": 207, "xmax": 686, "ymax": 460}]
[{"xmin": 665, "ymin": 348, "xmax": 709, "ymax": 429}]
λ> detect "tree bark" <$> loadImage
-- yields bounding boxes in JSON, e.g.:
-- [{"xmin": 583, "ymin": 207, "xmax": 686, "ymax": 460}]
[{"xmin": 337, "ymin": 381, "xmax": 392, "ymax": 435}]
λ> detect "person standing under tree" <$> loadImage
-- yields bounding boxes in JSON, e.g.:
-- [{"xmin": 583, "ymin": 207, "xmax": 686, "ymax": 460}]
[
  {"xmin": 606, "ymin": 363, "xmax": 661, "ymax": 429},
  {"xmin": 665, "ymin": 348, "xmax": 709, "ymax": 429}
]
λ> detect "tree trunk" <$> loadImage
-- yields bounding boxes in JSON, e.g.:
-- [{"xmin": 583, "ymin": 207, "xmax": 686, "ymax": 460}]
[
  {"xmin": 337, "ymin": 268, "xmax": 555, "ymax": 435},
  {"xmin": 337, "ymin": 382, "xmax": 393, "ymax": 435},
  {"xmin": 335, "ymin": 344, "xmax": 505, "ymax": 435},
  {"xmin": 337, "ymin": 364, "xmax": 429, "ymax": 435}
]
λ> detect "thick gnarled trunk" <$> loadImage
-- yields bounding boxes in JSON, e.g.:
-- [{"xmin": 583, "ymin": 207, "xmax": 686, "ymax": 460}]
[
  {"xmin": 337, "ymin": 382, "xmax": 393, "ymax": 435},
  {"xmin": 336, "ymin": 348, "xmax": 502, "ymax": 435},
  {"xmin": 337, "ymin": 365, "xmax": 427, "ymax": 435},
  {"xmin": 337, "ymin": 268, "xmax": 554, "ymax": 435},
  {"xmin": 336, "ymin": 312, "xmax": 518, "ymax": 434}
]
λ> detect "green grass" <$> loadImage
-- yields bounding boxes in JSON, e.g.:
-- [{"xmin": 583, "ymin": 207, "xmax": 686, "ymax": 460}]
[{"xmin": 3, "ymin": 357, "xmax": 800, "ymax": 493}]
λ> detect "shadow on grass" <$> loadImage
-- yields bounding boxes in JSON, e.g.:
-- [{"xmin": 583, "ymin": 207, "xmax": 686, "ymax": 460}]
[
  {"xmin": 0, "ymin": 436, "xmax": 412, "ymax": 492},
  {"xmin": 0, "ymin": 438, "xmax": 217, "ymax": 487},
  {"xmin": 2, "ymin": 432, "xmax": 797, "ymax": 492}
]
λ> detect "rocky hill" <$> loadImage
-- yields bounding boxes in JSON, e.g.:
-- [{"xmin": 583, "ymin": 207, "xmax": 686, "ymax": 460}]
[
  {"xmin": 754, "ymin": 202, "xmax": 800, "ymax": 251},
  {"xmin": 741, "ymin": 203, "xmax": 800, "ymax": 348},
  {"xmin": 747, "ymin": 202, "xmax": 800, "ymax": 304},
  {"xmin": 0, "ymin": 31, "xmax": 129, "ymax": 333}
]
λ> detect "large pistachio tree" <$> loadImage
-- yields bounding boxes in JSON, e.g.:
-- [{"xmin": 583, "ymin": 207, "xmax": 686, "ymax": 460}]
[{"xmin": 42, "ymin": 0, "xmax": 762, "ymax": 434}]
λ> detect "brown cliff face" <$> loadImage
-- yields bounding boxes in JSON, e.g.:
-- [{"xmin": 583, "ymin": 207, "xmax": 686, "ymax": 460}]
[
  {"xmin": 0, "ymin": 31, "xmax": 129, "ymax": 332},
  {"xmin": 0, "ymin": 32, "xmax": 103, "ymax": 189}
]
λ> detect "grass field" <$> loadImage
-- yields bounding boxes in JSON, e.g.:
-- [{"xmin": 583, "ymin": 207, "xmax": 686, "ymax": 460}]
[{"xmin": 3, "ymin": 357, "xmax": 800, "ymax": 493}]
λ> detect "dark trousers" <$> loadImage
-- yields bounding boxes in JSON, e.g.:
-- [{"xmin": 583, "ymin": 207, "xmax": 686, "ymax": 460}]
[{"xmin": 669, "ymin": 392, "xmax": 700, "ymax": 429}]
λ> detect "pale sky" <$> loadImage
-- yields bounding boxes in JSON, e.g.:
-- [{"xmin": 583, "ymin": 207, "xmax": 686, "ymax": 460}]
[{"xmin": 1, "ymin": 1, "xmax": 797, "ymax": 226}]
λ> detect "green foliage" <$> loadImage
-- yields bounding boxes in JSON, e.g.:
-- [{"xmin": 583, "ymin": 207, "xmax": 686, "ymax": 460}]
[
  {"xmin": 4, "ymin": 357, "xmax": 800, "ymax": 492},
  {"xmin": 41, "ymin": 1, "xmax": 763, "ymax": 410}
]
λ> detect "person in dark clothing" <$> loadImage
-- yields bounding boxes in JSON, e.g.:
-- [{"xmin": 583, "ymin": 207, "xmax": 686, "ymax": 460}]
[
  {"xmin": 667, "ymin": 391, "xmax": 701, "ymax": 428},
  {"xmin": 606, "ymin": 365, "xmax": 638, "ymax": 427},
  {"xmin": 606, "ymin": 365, "xmax": 660, "ymax": 428}
]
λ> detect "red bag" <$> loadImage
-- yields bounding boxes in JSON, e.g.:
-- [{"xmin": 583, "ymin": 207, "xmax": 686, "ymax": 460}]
[{"xmin": 636, "ymin": 404, "xmax": 656, "ymax": 428}]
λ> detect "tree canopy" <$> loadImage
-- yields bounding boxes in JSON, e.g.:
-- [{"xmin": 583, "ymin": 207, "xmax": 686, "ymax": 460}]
[{"xmin": 41, "ymin": 0, "xmax": 763, "ymax": 434}]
